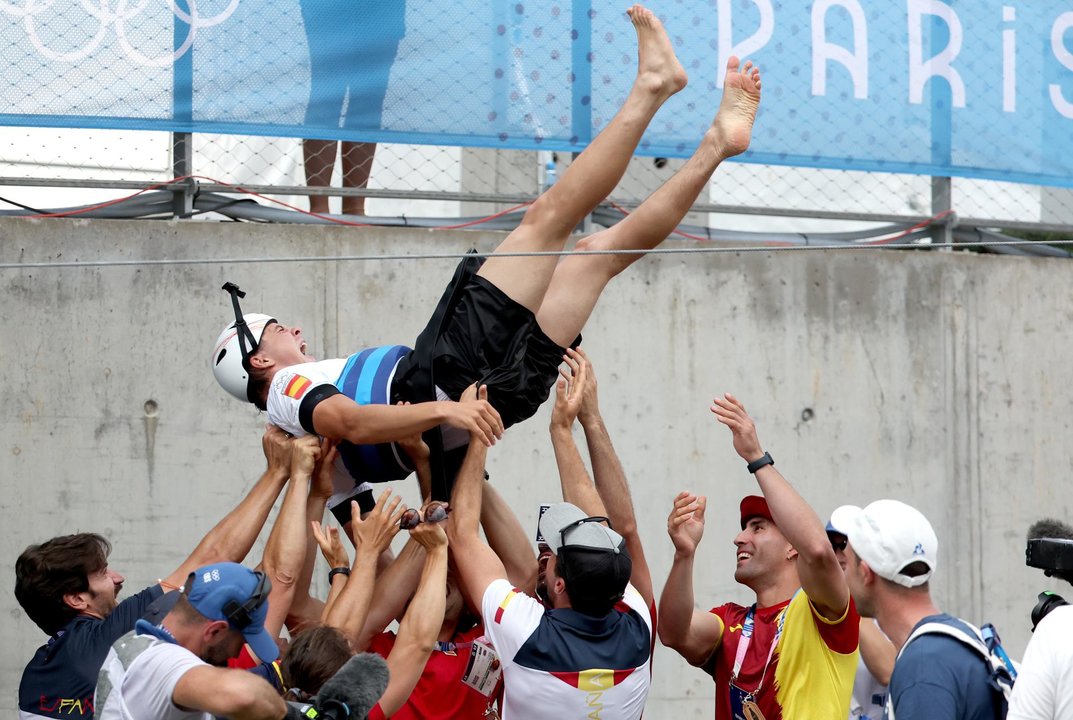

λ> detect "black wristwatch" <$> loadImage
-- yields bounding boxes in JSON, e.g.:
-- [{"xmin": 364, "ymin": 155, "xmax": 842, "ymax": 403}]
[
  {"xmin": 328, "ymin": 566, "xmax": 351, "ymax": 583},
  {"xmin": 746, "ymin": 452, "xmax": 774, "ymax": 474}
]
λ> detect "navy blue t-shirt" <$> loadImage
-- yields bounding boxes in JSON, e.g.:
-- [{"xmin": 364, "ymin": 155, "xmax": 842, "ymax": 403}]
[
  {"xmin": 18, "ymin": 584, "xmax": 163, "ymax": 720},
  {"xmin": 886, "ymin": 614, "xmax": 1001, "ymax": 720}
]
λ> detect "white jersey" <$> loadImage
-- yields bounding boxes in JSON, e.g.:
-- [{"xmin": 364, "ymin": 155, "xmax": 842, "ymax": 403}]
[
  {"xmin": 95, "ymin": 630, "xmax": 209, "ymax": 720},
  {"xmin": 265, "ymin": 352, "xmax": 466, "ymax": 502},
  {"xmin": 265, "ymin": 358, "xmax": 348, "ymax": 437},
  {"xmin": 1008, "ymin": 604, "xmax": 1073, "ymax": 720},
  {"xmin": 481, "ymin": 579, "xmax": 654, "ymax": 720}
]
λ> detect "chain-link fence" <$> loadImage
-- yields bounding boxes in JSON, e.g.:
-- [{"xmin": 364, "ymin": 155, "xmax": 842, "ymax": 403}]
[
  {"xmin": 2, "ymin": 0, "xmax": 1072, "ymax": 233},
  {"xmin": 2, "ymin": 127, "xmax": 1072, "ymax": 235}
]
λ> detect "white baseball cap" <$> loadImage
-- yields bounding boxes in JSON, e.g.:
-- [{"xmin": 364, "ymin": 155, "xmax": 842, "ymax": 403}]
[{"xmin": 840, "ymin": 499, "xmax": 938, "ymax": 588}]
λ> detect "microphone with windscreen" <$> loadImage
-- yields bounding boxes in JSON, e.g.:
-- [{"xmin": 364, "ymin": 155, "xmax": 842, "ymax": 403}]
[{"xmin": 285, "ymin": 653, "xmax": 390, "ymax": 720}]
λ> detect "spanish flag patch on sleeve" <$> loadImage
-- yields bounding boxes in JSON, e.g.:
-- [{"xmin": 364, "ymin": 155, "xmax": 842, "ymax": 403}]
[
  {"xmin": 283, "ymin": 375, "xmax": 313, "ymax": 400},
  {"xmin": 494, "ymin": 588, "xmax": 522, "ymax": 624}
]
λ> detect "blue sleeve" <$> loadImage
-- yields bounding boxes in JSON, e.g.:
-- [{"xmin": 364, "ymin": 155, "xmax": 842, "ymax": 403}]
[
  {"xmin": 90, "ymin": 585, "xmax": 164, "ymax": 645},
  {"xmin": 246, "ymin": 661, "xmax": 285, "ymax": 692}
]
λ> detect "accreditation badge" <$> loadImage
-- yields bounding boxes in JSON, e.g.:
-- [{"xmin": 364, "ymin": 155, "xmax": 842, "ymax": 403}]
[
  {"xmin": 461, "ymin": 638, "xmax": 502, "ymax": 697},
  {"xmin": 729, "ymin": 684, "xmax": 767, "ymax": 720}
]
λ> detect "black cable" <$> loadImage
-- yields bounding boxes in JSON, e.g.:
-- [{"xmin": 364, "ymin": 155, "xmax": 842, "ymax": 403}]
[
  {"xmin": 0, "ymin": 194, "xmax": 50, "ymax": 215},
  {"xmin": 179, "ymin": 197, "xmax": 259, "ymax": 220}
]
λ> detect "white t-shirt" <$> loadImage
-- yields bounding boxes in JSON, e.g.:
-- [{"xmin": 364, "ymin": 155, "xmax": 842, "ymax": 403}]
[
  {"xmin": 850, "ymin": 654, "xmax": 887, "ymax": 720},
  {"xmin": 481, "ymin": 579, "xmax": 654, "ymax": 720},
  {"xmin": 95, "ymin": 631, "xmax": 209, "ymax": 720},
  {"xmin": 849, "ymin": 619, "xmax": 888, "ymax": 720},
  {"xmin": 1008, "ymin": 604, "xmax": 1073, "ymax": 720}
]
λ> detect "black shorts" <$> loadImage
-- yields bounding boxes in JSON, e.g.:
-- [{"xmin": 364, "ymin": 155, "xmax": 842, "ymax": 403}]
[{"xmin": 395, "ymin": 255, "xmax": 579, "ymax": 429}]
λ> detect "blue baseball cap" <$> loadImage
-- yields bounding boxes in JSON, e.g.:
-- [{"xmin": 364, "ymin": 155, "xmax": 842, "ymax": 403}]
[{"xmin": 187, "ymin": 562, "xmax": 278, "ymax": 662}]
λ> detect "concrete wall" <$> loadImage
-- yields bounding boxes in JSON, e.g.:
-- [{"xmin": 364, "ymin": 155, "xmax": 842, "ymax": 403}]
[{"xmin": 2, "ymin": 217, "xmax": 1071, "ymax": 716}]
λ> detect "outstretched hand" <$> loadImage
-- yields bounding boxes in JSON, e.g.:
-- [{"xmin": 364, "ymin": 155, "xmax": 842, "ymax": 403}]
[
  {"xmin": 571, "ymin": 348, "xmax": 602, "ymax": 425},
  {"xmin": 408, "ymin": 504, "xmax": 449, "ymax": 550},
  {"xmin": 454, "ymin": 383, "xmax": 504, "ymax": 446},
  {"xmin": 551, "ymin": 349, "xmax": 591, "ymax": 429},
  {"xmin": 710, "ymin": 393, "xmax": 763, "ymax": 462},
  {"xmin": 667, "ymin": 491, "xmax": 707, "ymax": 556},
  {"xmin": 311, "ymin": 520, "xmax": 350, "ymax": 569},
  {"xmin": 350, "ymin": 490, "xmax": 405, "ymax": 557}
]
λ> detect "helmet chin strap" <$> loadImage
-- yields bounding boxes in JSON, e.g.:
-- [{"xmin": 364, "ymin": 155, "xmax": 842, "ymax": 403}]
[{"xmin": 222, "ymin": 282, "xmax": 259, "ymax": 366}]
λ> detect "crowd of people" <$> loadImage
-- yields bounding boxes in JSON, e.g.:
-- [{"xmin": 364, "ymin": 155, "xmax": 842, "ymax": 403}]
[{"xmin": 13, "ymin": 5, "xmax": 1070, "ymax": 720}]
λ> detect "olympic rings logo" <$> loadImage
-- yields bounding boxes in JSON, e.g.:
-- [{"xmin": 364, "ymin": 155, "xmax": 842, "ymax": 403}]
[{"xmin": 0, "ymin": 0, "xmax": 240, "ymax": 66}]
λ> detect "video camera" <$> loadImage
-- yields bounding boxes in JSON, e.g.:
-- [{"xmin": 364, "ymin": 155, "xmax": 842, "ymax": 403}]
[{"xmin": 1025, "ymin": 519, "xmax": 1073, "ymax": 630}]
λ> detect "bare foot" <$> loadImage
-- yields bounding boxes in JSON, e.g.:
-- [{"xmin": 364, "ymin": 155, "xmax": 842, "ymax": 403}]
[
  {"xmin": 627, "ymin": 4, "xmax": 688, "ymax": 98},
  {"xmin": 709, "ymin": 56, "xmax": 761, "ymax": 158}
]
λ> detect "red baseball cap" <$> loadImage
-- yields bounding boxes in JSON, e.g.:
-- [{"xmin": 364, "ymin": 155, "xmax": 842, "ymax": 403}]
[{"xmin": 740, "ymin": 495, "xmax": 774, "ymax": 529}]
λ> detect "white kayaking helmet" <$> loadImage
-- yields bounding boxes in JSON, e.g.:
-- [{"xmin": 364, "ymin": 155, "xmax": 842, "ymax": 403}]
[{"xmin": 212, "ymin": 283, "xmax": 275, "ymax": 403}]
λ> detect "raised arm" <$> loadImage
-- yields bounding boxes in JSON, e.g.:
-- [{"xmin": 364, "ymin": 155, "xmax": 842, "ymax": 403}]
[
  {"xmin": 311, "ymin": 393, "xmax": 504, "ymax": 447},
  {"xmin": 445, "ymin": 385, "xmax": 509, "ymax": 614},
  {"xmin": 161, "ymin": 425, "xmax": 293, "ymax": 590},
  {"xmin": 859, "ymin": 617, "xmax": 895, "ymax": 685},
  {"xmin": 395, "ymin": 405, "xmax": 434, "ymax": 501},
  {"xmin": 658, "ymin": 491, "xmax": 725, "ymax": 665},
  {"xmin": 376, "ymin": 518, "xmax": 450, "ymax": 718},
  {"xmin": 323, "ymin": 492, "xmax": 404, "ymax": 646},
  {"xmin": 259, "ymin": 435, "xmax": 320, "ymax": 643},
  {"xmin": 573, "ymin": 348, "xmax": 654, "ymax": 608},
  {"xmin": 548, "ymin": 356, "xmax": 606, "ymax": 518},
  {"xmin": 310, "ymin": 520, "xmax": 350, "ymax": 621},
  {"xmin": 327, "ymin": 422, "xmax": 438, "ymax": 651},
  {"xmin": 285, "ymin": 439, "xmax": 338, "ymax": 633},
  {"xmin": 481, "ymin": 482, "xmax": 539, "ymax": 593},
  {"xmin": 711, "ymin": 394, "xmax": 848, "ymax": 620}
]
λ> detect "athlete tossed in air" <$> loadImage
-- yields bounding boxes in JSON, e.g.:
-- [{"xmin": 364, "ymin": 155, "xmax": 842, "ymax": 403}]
[{"xmin": 212, "ymin": 5, "xmax": 762, "ymax": 511}]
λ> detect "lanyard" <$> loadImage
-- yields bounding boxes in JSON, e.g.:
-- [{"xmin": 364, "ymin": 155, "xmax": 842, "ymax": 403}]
[{"xmin": 729, "ymin": 602, "xmax": 787, "ymax": 695}]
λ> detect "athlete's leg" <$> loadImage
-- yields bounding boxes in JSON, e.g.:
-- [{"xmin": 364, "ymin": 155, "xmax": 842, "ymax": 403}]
[
  {"xmin": 476, "ymin": 5, "xmax": 687, "ymax": 314},
  {"xmin": 535, "ymin": 57, "xmax": 762, "ymax": 347}
]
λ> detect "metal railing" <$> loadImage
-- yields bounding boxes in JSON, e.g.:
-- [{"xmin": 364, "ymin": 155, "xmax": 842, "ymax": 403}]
[{"xmin": 2, "ymin": 128, "xmax": 1072, "ymax": 237}]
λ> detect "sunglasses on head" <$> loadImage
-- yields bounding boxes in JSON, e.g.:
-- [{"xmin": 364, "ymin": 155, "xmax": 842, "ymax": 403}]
[
  {"xmin": 558, "ymin": 515, "xmax": 611, "ymax": 548},
  {"xmin": 400, "ymin": 501, "xmax": 452, "ymax": 530}
]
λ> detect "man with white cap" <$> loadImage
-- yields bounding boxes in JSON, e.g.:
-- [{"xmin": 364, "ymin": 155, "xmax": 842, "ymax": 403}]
[
  {"xmin": 827, "ymin": 508, "xmax": 895, "ymax": 720},
  {"xmin": 840, "ymin": 500, "xmax": 1004, "ymax": 720},
  {"xmin": 447, "ymin": 399, "xmax": 654, "ymax": 720}
]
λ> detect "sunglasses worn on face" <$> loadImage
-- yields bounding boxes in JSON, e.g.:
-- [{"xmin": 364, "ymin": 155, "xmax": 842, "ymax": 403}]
[
  {"xmin": 400, "ymin": 502, "xmax": 452, "ymax": 530},
  {"xmin": 829, "ymin": 537, "xmax": 848, "ymax": 552}
]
